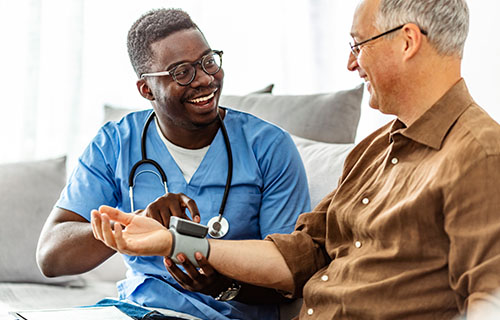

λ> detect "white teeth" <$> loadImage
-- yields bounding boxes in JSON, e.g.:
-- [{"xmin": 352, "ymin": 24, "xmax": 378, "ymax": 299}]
[{"xmin": 189, "ymin": 92, "xmax": 215, "ymax": 103}]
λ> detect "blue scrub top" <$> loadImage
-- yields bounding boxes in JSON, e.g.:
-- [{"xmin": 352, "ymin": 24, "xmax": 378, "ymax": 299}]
[{"xmin": 57, "ymin": 107, "xmax": 310, "ymax": 320}]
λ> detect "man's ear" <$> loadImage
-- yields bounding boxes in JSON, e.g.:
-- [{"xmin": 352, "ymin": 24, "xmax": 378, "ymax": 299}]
[
  {"xmin": 401, "ymin": 23, "xmax": 424, "ymax": 61},
  {"xmin": 137, "ymin": 79, "xmax": 155, "ymax": 101}
]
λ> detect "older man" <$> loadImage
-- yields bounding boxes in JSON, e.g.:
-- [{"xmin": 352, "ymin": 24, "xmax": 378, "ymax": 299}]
[{"xmin": 92, "ymin": 0, "xmax": 500, "ymax": 318}]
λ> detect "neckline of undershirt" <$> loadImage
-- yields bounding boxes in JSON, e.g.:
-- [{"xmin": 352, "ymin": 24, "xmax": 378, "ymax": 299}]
[{"xmin": 154, "ymin": 116, "xmax": 210, "ymax": 183}]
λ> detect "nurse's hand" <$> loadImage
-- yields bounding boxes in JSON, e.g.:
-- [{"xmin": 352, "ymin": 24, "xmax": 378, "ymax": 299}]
[
  {"xmin": 164, "ymin": 253, "xmax": 232, "ymax": 298},
  {"xmin": 91, "ymin": 205, "xmax": 172, "ymax": 257},
  {"xmin": 139, "ymin": 193, "xmax": 201, "ymax": 227},
  {"xmin": 164, "ymin": 252, "xmax": 294, "ymax": 305}
]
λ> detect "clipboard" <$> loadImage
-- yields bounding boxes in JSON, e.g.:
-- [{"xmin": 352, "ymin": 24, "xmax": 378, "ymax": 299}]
[{"xmin": 8, "ymin": 306, "xmax": 132, "ymax": 320}]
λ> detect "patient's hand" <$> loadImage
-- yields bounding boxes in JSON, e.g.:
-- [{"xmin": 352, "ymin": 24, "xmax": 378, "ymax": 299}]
[
  {"xmin": 91, "ymin": 205, "xmax": 172, "ymax": 257},
  {"xmin": 164, "ymin": 253, "xmax": 233, "ymax": 298},
  {"xmin": 137, "ymin": 193, "xmax": 201, "ymax": 227}
]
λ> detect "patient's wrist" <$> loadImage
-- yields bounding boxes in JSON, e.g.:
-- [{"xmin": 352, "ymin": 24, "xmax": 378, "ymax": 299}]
[{"xmin": 168, "ymin": 229, "xmax": 210, "ymax": 267}]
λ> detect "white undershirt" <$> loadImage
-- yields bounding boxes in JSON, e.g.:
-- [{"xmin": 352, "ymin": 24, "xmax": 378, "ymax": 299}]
[{"xmin": 155, "ymin": 117, "xmax": 210, "ymax": 183}]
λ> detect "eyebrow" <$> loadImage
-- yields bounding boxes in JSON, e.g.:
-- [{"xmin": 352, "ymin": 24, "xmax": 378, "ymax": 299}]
[{"xmin": 164, "ymin": 48, "xmax": 213, "ymax": 71}]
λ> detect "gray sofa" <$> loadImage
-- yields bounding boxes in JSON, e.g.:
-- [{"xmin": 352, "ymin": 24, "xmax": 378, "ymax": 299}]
[{"xmin": 0, "ymin": 84, "xmax": 363, "ymax": 319}]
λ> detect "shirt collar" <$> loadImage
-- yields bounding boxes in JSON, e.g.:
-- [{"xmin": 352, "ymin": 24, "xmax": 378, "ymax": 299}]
[{"xmin": 390, "ymin": 79, "xmax": 474, "ymax": 150}]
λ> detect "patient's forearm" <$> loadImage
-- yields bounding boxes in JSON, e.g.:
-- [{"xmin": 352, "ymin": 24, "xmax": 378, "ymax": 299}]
[{"xmin": 208, "ymin": 239, "xmax": 294, "ymax": 293}]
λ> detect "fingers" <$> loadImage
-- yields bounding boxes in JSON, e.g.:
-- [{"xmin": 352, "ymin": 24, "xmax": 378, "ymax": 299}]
[
  {"xmin": 145, "ymin": 199, "xmax": 183, "ymax": 226},
  {"xmin": 100, "ymin": 213, "xmax": 117, "ymax": 249},
  {"xmin": 91, "ymin": 209, "xmax": 123, "ymax": 251},
  {"xmin": 112, "ymin": 221, "xmax": 128, "ymax": 252},
  {"xmin": 165, "ymin": 253, "xmax": 229, "ymax": 296},
  {"xmin": 144, "ymin": 193, "xmax": 200, "ymax": 226},
  {"xmin": 91, "ymin": 210, "xmax": 117, "ymax": 250},
  {"xmin": 180, "ymin": 194, "xmax": 201, "ymax": 223},
  {"xmin": 99, "ymin": 205, "xmax": 133, "ymax": 225},
  {"xmin": 164, "ymin": 256, "xmax": 196, "ymax": 290},
  {"xmin": 177, "ymin": 253, "xmax": 206, "ymax": 283},
  {"xmin": 194, "ymin": 253, "xmax": 216, "ymax": 278},
  {"xmin": 91, "ymin": 210, "xmax": 101, "ymax": 240}
]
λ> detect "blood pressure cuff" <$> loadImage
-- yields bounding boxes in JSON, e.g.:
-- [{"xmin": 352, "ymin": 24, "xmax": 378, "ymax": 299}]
[{"xmin": 168, "ymin": 229, "xmax": 210, "ymax": 267}]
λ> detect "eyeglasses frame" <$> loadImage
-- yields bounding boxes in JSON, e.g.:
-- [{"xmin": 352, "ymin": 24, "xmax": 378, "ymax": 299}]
[
  {"xmin": 140, "ymin": 50, "xmax": 223, "ymax": 86},
  {"xmin": 350, "ymin": 24, "xmax": 427, "ymax": 58}
]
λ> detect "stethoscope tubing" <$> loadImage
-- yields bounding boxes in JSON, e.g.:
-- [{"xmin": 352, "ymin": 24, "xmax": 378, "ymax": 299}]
[
  {"xmin": 128, "ymin": 110, "xmax": 233, "ymax": 236},
  {"xmin": 217, "ymin": 111, "xmax": 233, "ymax": 218}
]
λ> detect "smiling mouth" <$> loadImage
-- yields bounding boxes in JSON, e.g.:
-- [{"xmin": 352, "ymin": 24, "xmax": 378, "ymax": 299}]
[{"xmin": 188, "ymin": 91, "xmax": 216, "ymax": 105}]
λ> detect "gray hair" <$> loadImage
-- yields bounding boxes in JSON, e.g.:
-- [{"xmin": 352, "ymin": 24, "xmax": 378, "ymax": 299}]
[{"xmin": 375, "ymin": 0, "xmax": 469, "ymax": 58}]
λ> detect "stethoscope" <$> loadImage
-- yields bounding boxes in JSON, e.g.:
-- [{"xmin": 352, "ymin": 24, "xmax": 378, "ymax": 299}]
[{"xmin": 128, "ymin": 110, "xmax": 233, "ymax": 238}]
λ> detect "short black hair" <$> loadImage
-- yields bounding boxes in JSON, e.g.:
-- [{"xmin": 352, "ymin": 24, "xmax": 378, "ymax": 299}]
[{"xmin": 127, "ymin": 8, "xmax": 200, "ymax": 77}]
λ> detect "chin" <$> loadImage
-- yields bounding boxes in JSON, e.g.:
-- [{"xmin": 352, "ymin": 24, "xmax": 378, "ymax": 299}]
[
  {"xmin": 368, "ymin": 102, "xmax": 380, "ymax": 110},
  {"xmin": 368, "ymin": 94, "xmax": 380, "ymax": 110},
  {"xmin": 192, "ymin": 112, "xmax": 220, "ymax": 128}
]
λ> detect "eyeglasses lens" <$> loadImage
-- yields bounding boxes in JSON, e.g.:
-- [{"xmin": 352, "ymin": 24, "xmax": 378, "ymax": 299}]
[
  {"xmin": 172, "ymin": 52, "xmax": 222, "ymax": 86},
  {"xmin": 349, "ymin": 42, "xmax": 359, "ymax": 58},
  {"xmin": 202, "ymin": 53, "xmax": 221, "ymax": 74}
]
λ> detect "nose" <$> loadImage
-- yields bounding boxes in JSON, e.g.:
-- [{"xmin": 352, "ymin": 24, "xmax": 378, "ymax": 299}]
[
  {"xmin": 347, "ymin": 51, "xmax": 359, "ymax": 72},
  {"xmin": 190, "ymin": 65, "xmax": 215, "ymax": 87}
]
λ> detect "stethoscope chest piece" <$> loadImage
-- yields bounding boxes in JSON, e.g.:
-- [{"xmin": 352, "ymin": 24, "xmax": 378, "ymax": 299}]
[{"xmin": 208, "ymin": 216, "xmax": 229, "ymax": 238}]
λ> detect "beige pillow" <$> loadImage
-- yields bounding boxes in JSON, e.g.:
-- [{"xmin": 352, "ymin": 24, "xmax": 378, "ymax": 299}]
[
  {"xmin": 291, "ymin": 135, "xmax": 354, "ymax": 208},
  {"xmin": 220, "ymin": 84, "xmax": 363, "ymax": 143},
  {"xmin": 0, "ymin": 157, "xmax": 84, "ymax": 286}
]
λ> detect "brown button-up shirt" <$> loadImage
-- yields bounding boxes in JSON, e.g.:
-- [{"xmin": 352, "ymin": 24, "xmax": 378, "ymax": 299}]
[{"xmin": 268, "ymin": 79, "xmax": 500, "ymax": 319}]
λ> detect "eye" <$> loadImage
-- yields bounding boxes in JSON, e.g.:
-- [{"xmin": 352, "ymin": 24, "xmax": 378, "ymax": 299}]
[
  {"xmin": 204, "ymin": 57, "xmax": 216, "ymax": 66},
  {"xmin": 202, "ymin": 53, "xmax": 221, "ymax": 73},
  {"xmin": 173, "ymin": 64, "xmax": 192, "ymax": 80}
]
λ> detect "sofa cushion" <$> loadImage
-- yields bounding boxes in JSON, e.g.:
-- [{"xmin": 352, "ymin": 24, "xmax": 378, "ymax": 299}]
[
  {"xmin": 220, "ymin": 84, "xmax": 364, "ymax": 143},
  {"xmin": 292, "ymin": 135, "xmax": 354, "ymax": 208},
  {"xmin": 0, "ymin": 156, "xmax": 83, "ymax": 285}
]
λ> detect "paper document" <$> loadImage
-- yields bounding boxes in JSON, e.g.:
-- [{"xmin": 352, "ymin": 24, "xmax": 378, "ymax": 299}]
[{"xmin": 9, "ymin": 306, "xmax": 132, "ymax": 320}]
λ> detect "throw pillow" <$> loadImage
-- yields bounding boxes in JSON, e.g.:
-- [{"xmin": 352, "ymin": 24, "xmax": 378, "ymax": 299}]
[
  {"xmin": 0, "ymin": 156, "xmax": 84, "ymax": 285},
  {"xmin": 291, "ymin": 135, "xmax": 354, "ymax": 208},
  {"xmin": 250, "ymin": 83, "xmax": 274, "ymax": 94},
  {"xmin": 220, "ymin": 84, "xmax": 364, "ymax": 143}
]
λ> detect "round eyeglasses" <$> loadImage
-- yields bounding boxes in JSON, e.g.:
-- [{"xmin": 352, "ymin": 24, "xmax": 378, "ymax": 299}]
[{"xmin": 140, "ymin": 50, "xmax": 223, "ymax": 86}]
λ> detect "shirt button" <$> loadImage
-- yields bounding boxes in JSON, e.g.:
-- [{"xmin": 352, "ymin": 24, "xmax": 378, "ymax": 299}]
[
  {"xmin": 391, "ymin": 157, "xmax": 399, "ymax": 164},
  {"xmin": 321, "ymin": 274, "xmax": 329, "ymax": 281},
  {"xmin": 362, "ymin": 197, "xmax": 369, "ymax": 205},
  {"xmin": 355, "ymin": 240, "xmax": 362, "ymax": 248},
  {"xmin": 307, "ymin": 308, "xmax": 314, "ymax": 315}
]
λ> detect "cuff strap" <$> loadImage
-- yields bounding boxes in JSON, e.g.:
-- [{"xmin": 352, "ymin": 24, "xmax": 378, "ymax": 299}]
[{"xmin": 169, "ymin": 229, "xmax": 210, "ymax": 267}]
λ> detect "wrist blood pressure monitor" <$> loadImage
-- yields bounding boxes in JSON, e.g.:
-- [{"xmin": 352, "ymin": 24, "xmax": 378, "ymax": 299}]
[{"xmin": 168, "ymin": 216, "xmax": 210, "ymax": 267}]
